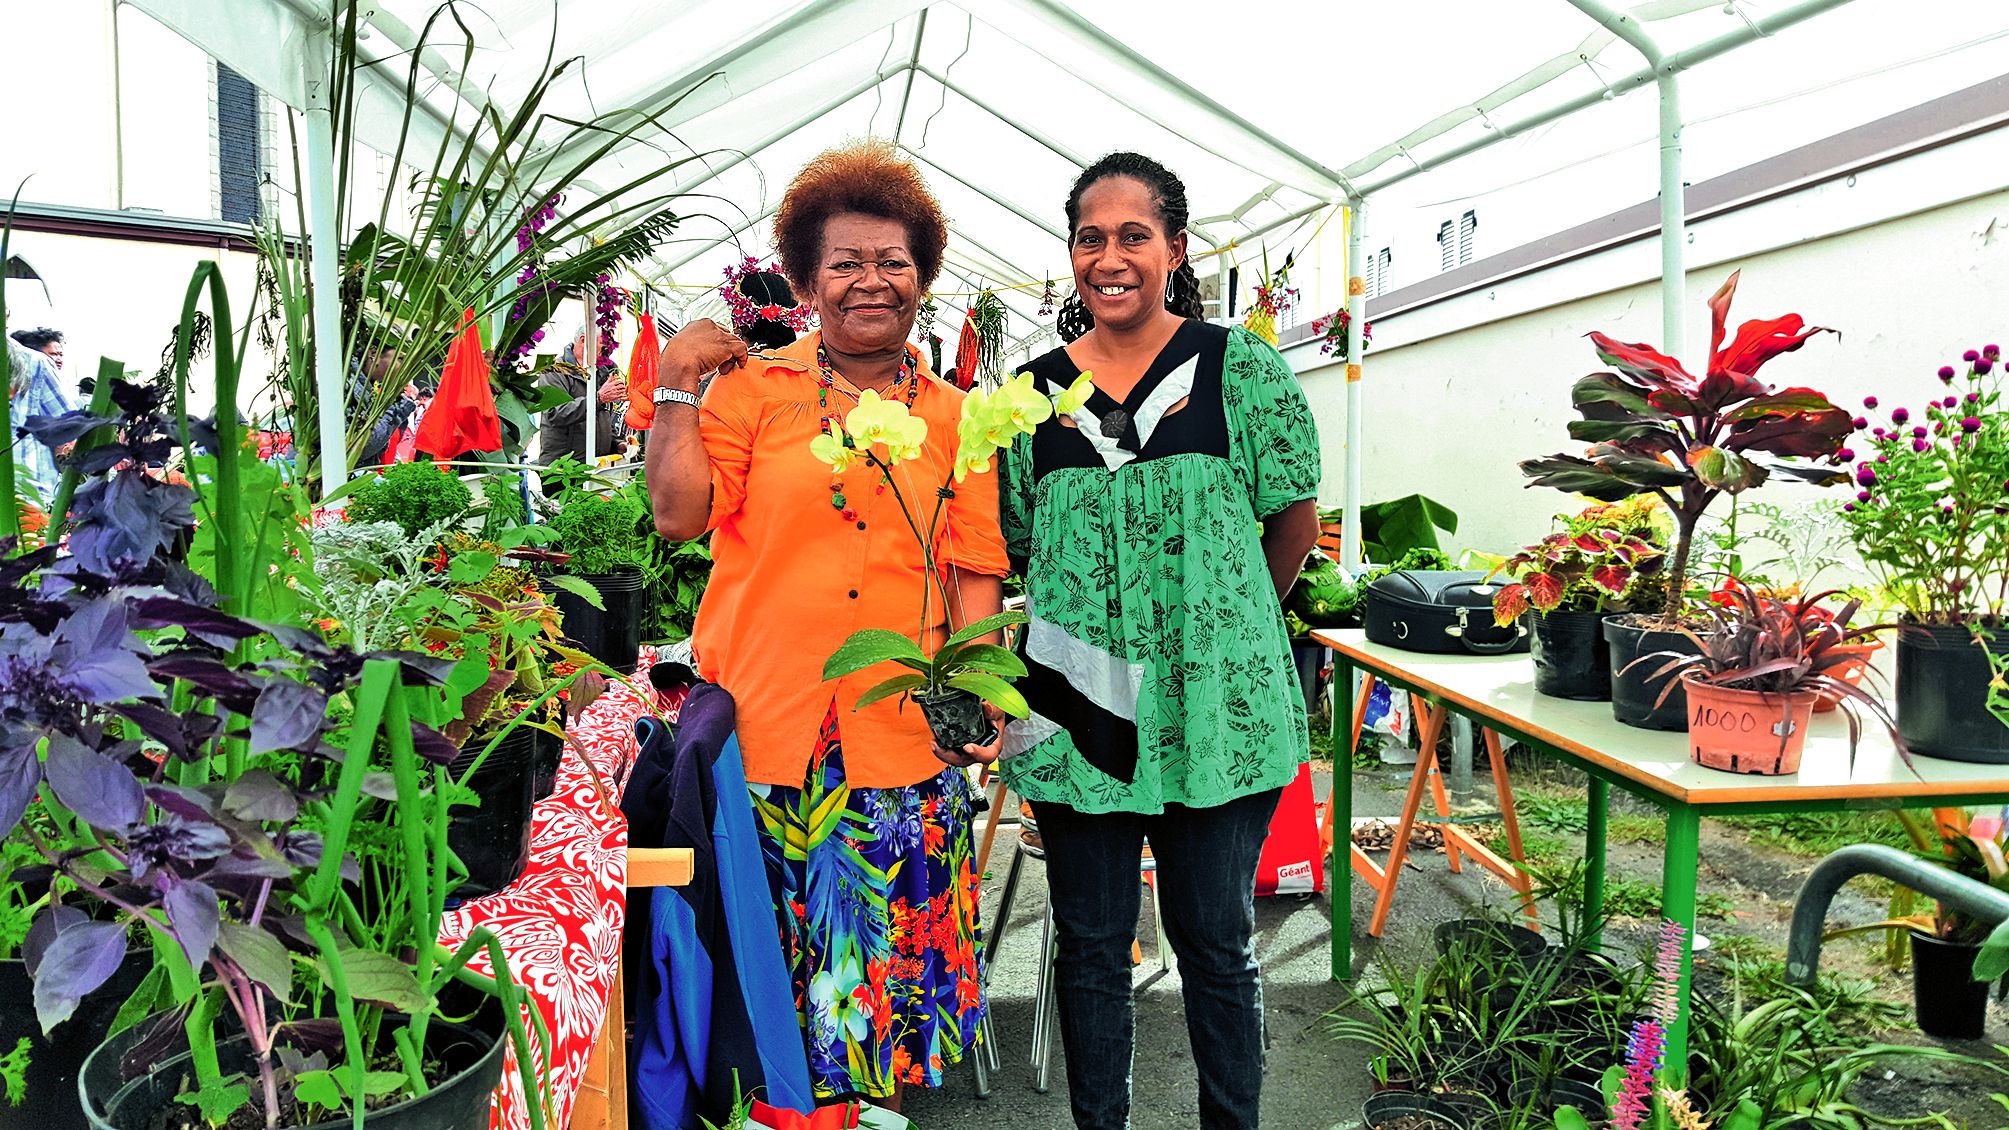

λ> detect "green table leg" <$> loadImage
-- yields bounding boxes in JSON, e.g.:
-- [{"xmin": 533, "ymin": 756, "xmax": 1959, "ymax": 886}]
[
  {"xmin": 1331, "ymin": 658, "xmax": 1356, "ymax": 982},
  {"xmin": 1584, "ymin": 776, "xmax": 1610, "ymax": 945},
  {"xmin": 1659, "ymin": 804, "xmax": 1702, "ymax": 1085}
]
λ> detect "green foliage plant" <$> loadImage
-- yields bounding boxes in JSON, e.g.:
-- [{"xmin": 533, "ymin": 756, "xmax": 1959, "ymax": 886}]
[
  {"xmin": 345, "ymin": 460, "xmax": 474, "ymax": 542},
  {"xmin": 548, "ymin": 489, "xmax": 649, "ymax": 575},
  {"xmin": 1490, "ymin": 497, "xmax": 1669, "ymax": 627}
]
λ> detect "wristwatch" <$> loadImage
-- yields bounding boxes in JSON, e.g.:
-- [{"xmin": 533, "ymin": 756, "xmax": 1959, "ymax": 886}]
[{"xmin": 652, "ymin": 386, "xmax": 701, "ymax": 410}]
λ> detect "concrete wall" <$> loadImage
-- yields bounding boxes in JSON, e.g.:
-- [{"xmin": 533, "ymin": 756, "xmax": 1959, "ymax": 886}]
[{"xmin": 1287, "ymin": 185, "xmax": 2009, "ymax": 561}]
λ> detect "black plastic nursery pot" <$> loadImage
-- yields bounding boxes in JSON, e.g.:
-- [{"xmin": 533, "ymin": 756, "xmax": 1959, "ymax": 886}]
[
  {"xmin": 1364, "ymin": 1091, "xmax": 1471, "ymax": 1130},
  {"xmin": 916, "ymin": 687, "xmax": 992, "ymax": 752},
  {"xmin": 1434, "ymin": 918, "xmax": 1549, "ymax": 965},
  {"xmin": 447, "ymin": 725, "xmax": 537, "ymax": 900},
  {"xmin": 1910, "ymin": 930, "xmax": 1991, "ymax": 1040},
  {"xmin": 0, "ymin": 949, "xmax": 149, "ymax": 1127},
  {"xmin": 1530, "ymin": 611, "xmax": 1615, "ymax": 702},
  {"xmin": 80, "ymin": 1002, "xmax": 506, "ymax": 1130},
  {"xmin": 1604, "ymin": 618, "xmax": 1699, "ymax": 731},
  {"xmin": 531, "ymin": 725, "xmax": 563, "ymax": 801},
  {"xmin": 1510, "ymin": 1076, "xmax": 1609, "ymax": 1125},
  {"xmin": 553, "ymin": 569, "xmax": 647, "ymax": 675},
  {"xmin": 1896, "ymin": 623, "xmax": 2009, "ymax": 765}
]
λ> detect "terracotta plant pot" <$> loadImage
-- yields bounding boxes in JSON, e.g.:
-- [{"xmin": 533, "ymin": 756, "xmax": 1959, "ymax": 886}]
[
  {"xmin": 1683, "ymin": 679, "xmax": 1817, "ymax": 775},
  {"xmin": 1814, "ymin": 638, "xmax": 1882, "ymax": 714}
]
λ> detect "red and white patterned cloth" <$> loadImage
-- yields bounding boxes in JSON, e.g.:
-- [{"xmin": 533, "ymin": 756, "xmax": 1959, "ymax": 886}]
[{"xmin": 438, "ymin": 655, "xmax": 671, "ymax": 1130}]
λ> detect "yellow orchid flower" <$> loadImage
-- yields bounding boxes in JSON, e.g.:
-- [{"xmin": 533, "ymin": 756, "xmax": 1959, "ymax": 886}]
[
  {"xmin": 880, "ymin": 412, "xmax": 930, "ymax": 465},
  {"xmin": 991, "ymin": 373, "xmax": 1054, "ymax": 438},
  {"xmin": 1054, "ymin": 370, "xmax": 1095, "ymax": 415},
  {"xmin": 808, "ymin": 428, "xmax": 860, "ymax": 472},
  {"xmin": 953, "ymin": 445, "xmax": 994, "ymax": 483},
  {"xmin": 842, "ymin": 388, "xmax": 901, "ymax": 448}
]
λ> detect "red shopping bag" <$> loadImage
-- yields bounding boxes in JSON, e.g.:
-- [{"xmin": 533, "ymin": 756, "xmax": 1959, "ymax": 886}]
[{"xmin": 1255, "ymin": 761, "xmax": 1324, "ymax": 896}]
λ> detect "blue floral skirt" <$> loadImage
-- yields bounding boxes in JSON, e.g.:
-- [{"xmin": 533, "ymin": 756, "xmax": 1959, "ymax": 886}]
[{"xmin": 747, "ymin": 702, "xmax": 987, "ymax": 1099}]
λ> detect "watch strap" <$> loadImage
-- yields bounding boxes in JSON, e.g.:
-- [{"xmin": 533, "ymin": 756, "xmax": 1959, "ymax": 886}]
[{"xmin": 653, "ymin": 386, "xmax": 701, "ymax": 409}]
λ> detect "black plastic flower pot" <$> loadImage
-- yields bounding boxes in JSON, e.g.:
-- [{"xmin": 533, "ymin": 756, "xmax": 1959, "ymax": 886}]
[
  {"xmin": 916, "ymin": 688, "xmax": 992, "ymax": 752},
  {"xmin": 1510, "ymin": 1076, "xmax": 1609, "ymax": 1126},
  {"xmin": 1363, "ymin": 1091, "xmax": 1470, "ymax": 1130},
  {"xmin": 1604, "ymin": 618, "xmax": 1698, "ymax": 731},
  {"xmin": 447, "ymin": 725, "xmax": 537, "ymax": 900},
  {"xmin": 1896, "ymin": 623, "xmax": 2009, "ymax": 765},
  {"xmin": 1910, "ymin": 930, "xmax": 1991, "ymax": 1040},
  {"xmin": 530, "ymin": 726, "xmax": 562, "ymax": 801},
  {"xmin": 0, "ymin": 949, "xmax": 149, "ymax": 1127},
  {"xmin": 552, "ymin": 569, "xmax": 647, "ymax": 675},
  {"xmin": 1531, "ymin": 611, "xmax": 1616, "ymax": 702},
  {"xmin": 80, "ymin": 999, "xmax": 506, "ymax": 1130},
  {"xmin": 1434, "ymin": 918, "xmax": 1548, "ymax": 965}
]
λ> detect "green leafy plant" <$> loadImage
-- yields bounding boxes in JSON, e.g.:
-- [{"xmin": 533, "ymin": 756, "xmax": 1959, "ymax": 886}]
[
  {"xmin": 346, "ymin": 460, "xmax": 474, "ymax": 541},
  {"xmin": 548, "ymin": 489, "xmax": 649, "ymax": 575},
  {"xmin": 1491, "ymin": 497, "xmax": 1668, "ymax": 626},
  {"xmin": 1521, "ymin": 272, "xmax": 1853, "ymax": 626}
]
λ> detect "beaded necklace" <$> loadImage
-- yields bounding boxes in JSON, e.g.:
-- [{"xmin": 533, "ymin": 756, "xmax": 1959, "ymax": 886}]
[{"xmin": 816, "ymin": 344, "xmax": 921, "ymax": 519}]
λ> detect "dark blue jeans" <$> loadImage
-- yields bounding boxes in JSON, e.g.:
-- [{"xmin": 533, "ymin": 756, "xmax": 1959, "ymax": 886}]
[{"xmin": 1031, "ymin": 787, "xmax": 1284, "ymax": 1130}]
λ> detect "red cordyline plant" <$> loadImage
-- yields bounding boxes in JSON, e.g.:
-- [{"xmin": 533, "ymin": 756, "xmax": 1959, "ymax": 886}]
[
  {"xmin": 1632, "ymin": 578, "xmax": 1908, "ymax": 766},
  {"xmin": 1521, "ymin": 272, "xmax": 1854, "ymax": 627}
]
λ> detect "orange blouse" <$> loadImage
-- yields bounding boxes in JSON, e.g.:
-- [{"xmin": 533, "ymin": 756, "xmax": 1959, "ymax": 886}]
[{"xmin": 691, "ymin": 332, "xmax": 1009, "ymax": 788}]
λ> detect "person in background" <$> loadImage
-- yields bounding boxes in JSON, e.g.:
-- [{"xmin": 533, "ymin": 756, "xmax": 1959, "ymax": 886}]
[
  {"xmin": 645, "ymin": 139, "xmax": 1007, "ymax": 1110},
  {"xmin": 996, "ymin": 151, "xmax": 1322, "ymax": 1130},
  {"xmin": 11, "ymin": 327, "xmax": 62, "ymax": 371},
  {"xmin": 7, "ymin": 332, "xmax": 74, "ymax": 501},
  {"xmin": 539, "ymin": 327, "xmax": 625, "ymax": 484}
]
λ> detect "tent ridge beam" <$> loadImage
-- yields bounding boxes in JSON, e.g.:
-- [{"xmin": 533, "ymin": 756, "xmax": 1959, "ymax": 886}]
[
  {"xmin": 893, "ymin": 9, "xmax": 929, "ymax": 142},
  {"xmin": 899, "ymin": 144, "xmax": 1068, "ymax": 243}
]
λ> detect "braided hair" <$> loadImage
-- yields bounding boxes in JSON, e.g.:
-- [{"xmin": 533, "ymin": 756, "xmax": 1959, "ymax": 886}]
[{"xmin": 1055, "ymin": 152, "xmax": 1206, "ymax": 343}]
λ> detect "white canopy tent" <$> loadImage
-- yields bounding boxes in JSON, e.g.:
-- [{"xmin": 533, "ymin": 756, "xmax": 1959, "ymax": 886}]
[{"xmin": 124, "ymin": 0, "xmax": 2009, "ymax": 570}]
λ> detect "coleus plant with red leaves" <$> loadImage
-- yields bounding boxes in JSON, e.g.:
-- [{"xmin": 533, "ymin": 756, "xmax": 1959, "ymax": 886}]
[
  {"xmin": 1489, "ymin": 499, "xmax": 1667, "ymax": 628},
  {"xmin": 1521, "ymin": 272, "xmax": 1854, "ymax": 626}
]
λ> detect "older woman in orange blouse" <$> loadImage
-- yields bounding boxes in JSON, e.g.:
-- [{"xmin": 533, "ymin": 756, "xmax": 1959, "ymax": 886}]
[{"xmin": 644, "ymin": 141, "xmax": 1007, "ymax": 1105}]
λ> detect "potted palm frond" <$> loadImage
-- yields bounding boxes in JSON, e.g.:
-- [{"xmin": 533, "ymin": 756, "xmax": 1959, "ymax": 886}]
[
  {"xmin": 1521, "ymin": 272, "xmax": 1853, "ymax": 729},
  {"xmin": 1630, "ymin": 579, "xmax": 1903, "ymax": 775}
]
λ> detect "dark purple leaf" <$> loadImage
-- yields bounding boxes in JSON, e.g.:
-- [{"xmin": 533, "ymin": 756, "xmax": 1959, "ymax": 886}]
[
  {"xmin": 379, "ymin": 651, "xmax": 457, "ymax": 687},
  {"xmin": 131, "ymin": 597, "xmax": 261, "ymax": 647},
  {"xmin": 410, "ymin": 724, "xmax": 459, "ymax": 766},
  {"xmin": 222, "ymin": 769, "xmax": 300, "ymax": 821},
  {"xmin": 148, "ymin": 653, "xmax": 259, "ymax": 705},
  {"xmin": 117, "ymin": 704, "xmax": 221, "ymax": 761},
  {"xmin": 162, "ymin": 878, "xmax": 220, "ymax": 972},
  {"xmin": 277, "ymin": 832, "xmax": 322, "ymax": 869},
  {"xmin": 20, "ymin": 408, "xmax": 114, "ymax": 449},
  {"xmin": 23, "ymin": 904, "xmax": 88, "ymax": 976},
  {"xmin": 249, "ymin": 680, "xmax": 328, "ymax": 755},
  {"xmin": 66, "ymin": 474, "xmax": 196, "ymax": 578},
  {"xmin": 32, "ymin": 919, "xmax": 128, "ymax": 1033},
  {"xmin": 43, "ymin": 735, "xmax": 144, "ymax": 832},
  {"xmin": 268, "ymin": 915, "xmax": 316, "ymax": 951},
  {"xmin": 0, "ymin": 737, "xmax": 45, "ymax": 838},
  {"xmin": 126, "ymin": 815, "xmax": 231, "ymax": 880},
  {"xmin": 145, "ymin": 782, "xmax": 219, "ymax": 822},
  {"xmin": 275, "ymin": 1018, "xmax": 346, "ymax": 1054},
  {"xmin": 119, "ymin": 1007, "xmax": 193, "ymax": 1082},
  {"xmin": 264, "ymin": 623, "xmax": 335, "ymax": 660}
]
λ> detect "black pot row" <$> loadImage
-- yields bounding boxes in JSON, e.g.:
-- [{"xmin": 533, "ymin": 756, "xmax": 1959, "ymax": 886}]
[{"xmin": 1524, "ymin": 611, "xmax": 2009, "ymax": 764}]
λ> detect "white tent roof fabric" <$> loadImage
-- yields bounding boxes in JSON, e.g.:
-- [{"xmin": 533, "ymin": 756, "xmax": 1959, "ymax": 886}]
[{"xmin": 125, "ymin": 0, "xmax": 2009, "ymax": 346}]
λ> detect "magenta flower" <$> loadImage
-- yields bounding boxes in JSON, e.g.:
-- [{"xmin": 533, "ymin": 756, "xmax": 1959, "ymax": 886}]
[
  {"xmin": 1969, "ymin": 392, "xmax": 1983, "ymax": 404},
  {"xmin": 1987, "ymin": 344, "xmax": 2002, "ymax": 360},
  {"xmin": 1835, "ymin": 447, "xmax": 1855, "ymax": 462},
  {"xmin": 1962, "ymin": 416, "xmax": 1982, "ymax": 433},
  {"xmin": 1843, "ymin": 502, "xmax": 1856, "ymax": 512},
  {"xmin": 1857, "ymin": 466, "xmax": 1877, "ymax": 487},
  {"xmin": 1852, "ymin": 415, "xmax": 1869, "ymax": 430},
  {"xmin": 1914, "ymin": 438, "xmax": 1930, "ymax": 452},
  {"xmin": 1980, "ymin": 357, "xmax": 1997, "ymax": 375},
  {"xmin": 1856, "ymin": 490, "xmax": 1871, "ymax": 502},
  {"xmin": 1864, "ymin": 396, "xmax": 1879, "ymax": 409},
  {"xmin": 1963, "ymin": 349, "xmax": 1981, "ymax": 363},
  {"xmin": 1940, "ymin": 366, "xmax": 1957, "ymax": 381},
  {"xmin": 1892, "ymin": 407, "xmax": 1910, "ymax": 424}
]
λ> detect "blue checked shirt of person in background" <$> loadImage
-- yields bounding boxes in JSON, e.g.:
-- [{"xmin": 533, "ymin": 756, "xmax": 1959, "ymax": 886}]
[{"xmin": 8, "ymin": 339, "xmax": 74, "ymax": 502}]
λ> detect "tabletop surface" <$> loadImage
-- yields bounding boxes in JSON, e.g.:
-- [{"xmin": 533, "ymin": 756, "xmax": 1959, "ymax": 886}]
[{"xmin": 1313, "ymin": 628, "xmax": 2009, "ymax": 806}]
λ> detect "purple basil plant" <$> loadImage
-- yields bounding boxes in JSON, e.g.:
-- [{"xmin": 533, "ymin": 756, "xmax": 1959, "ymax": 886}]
[{"xmin": 0, "ymin": 374, "xmax": 543, "ymax": 1129}]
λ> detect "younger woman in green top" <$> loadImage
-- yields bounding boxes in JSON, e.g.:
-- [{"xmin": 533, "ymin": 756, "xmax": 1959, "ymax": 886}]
[{"xmin": 995, "ymin": 152, "xmax": 1322, "ymax": 1130}]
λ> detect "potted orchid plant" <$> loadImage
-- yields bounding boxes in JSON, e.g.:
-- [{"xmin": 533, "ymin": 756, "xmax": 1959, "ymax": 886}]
[
  {"xmin": 1520, "ymin": 272, "xmax": 1854, "ymax": 731},
  {"xmin": 818, "ymin": 371, "xmax": 1091, "ymax": 750},
  {"xmin": 1838, "ymin": 344, "xmax": 2009, "ymax": 764}
]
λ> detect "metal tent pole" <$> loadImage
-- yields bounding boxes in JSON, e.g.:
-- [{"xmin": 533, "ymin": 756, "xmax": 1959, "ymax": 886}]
[
  {"xmin": 1341, "ymin": 196, "xmax": 1367, "ymax": 574},
  {"xmin": 301, "ymin": 21, "xmax": 348, "ymax": 497},
  {"xmin": 1567, "ymin": 0, "xmax": 1686, "ymax": 360}
]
